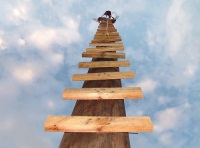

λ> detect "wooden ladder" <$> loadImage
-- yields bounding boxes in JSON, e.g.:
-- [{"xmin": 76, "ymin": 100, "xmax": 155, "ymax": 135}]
[{"xmin": 44, "ymin": 19, "xmax": 153, "ymax": 134}]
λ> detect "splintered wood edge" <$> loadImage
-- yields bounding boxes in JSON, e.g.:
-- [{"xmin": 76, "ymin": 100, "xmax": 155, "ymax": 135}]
[{"xmin": 44, "ymin": 116, "xmax": 153, "ymax": 133}]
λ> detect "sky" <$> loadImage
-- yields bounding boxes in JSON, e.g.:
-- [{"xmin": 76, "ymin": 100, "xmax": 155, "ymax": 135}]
[{"xmin": 0, "ymin": 0, "xmax": 199, "ymax": 147}]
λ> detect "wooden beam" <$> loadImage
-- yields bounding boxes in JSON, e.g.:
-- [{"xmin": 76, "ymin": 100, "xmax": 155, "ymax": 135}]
[
  {"xmin": 98, "ymin": 26, "xmax": 116, "ymax": 29},
  {"xmin": 78, "ymin": 60, "xmax": 130, "ymax": 68},
  {"xmin": 44, "ymin": 116, "xmax": 153, "ymax": 133},
  {"xmin": 82, "ymin": 52, "xmax": 125, "ymax": 58},
  {"xmin": 72, "ymin": 71, "xmax": 134, "ymax": 81},
  {"xmin": 93, "ymin": 36, "xmax": 121, "ymax": 40},
  {"xmin": 91, "ymin": 38, "xmax": 122, "ymax": 43},
  {"xmin": 95, "ymin": 32, "xmax": 119, "ymax": 36},
  {"xmin": 97, "ymin": 28, "xmax": 117, "ymax": 32},
  {"xmin": 62, "ymin": 87, "xmax": 142, "ymax": 100},
  {"xmin": 86, "ymin": 47, "xmax": 124, "ymax": 52},
  {"xmin": 60, "ymin": 58, "xmax": 130, "ymax": 147},
  {"xmin": 96, "ymin": 30, "xmax": 117, "ymax": 33},
  {"xmin": 89, "ymin": 43, "xmax": 123, "ymax": 47}
]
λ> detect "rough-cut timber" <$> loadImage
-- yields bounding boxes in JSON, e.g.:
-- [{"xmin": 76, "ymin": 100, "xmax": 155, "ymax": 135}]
[
  {"xmin": 94, "ymin": 32, "xmax": 119, "ymax": 36},
  {"xmin": 86, "ymin": 47, "xmax": 124, "ymax": 52},
  {"xmin": 72, "ymin": 71, "xmax": 134, "ymax": 81},
  {"xmin": 97, "ymin": 28, "xmax": 117, "ymax": 31},
  {"xmin": 78, "ymin": 61, "xmax": 130, "ymax": 68},
  {"xmin": 59, "ymin": 58, "xmax": 131, "ymax": 148},
  {"xmin": 82, "ymin": 52, "xmax": 125, "ymax": 58},
  {"xmin": 45, "ymin": 116, "xmax": 152, "ymax": 132},
  {"xmin": 62, "ymin": 87, "xmax": 142, "ymax": 100},
  {"xmin": 93, "ymin": 36, "xmax": 121, "ymax": 40},
  {"xmin": 90, "ymin": 43, "xmax": 123, "ymax": 47},
  {"xmin": 91, "ymin": 38, "xmax": 122, "ymax": 43}
]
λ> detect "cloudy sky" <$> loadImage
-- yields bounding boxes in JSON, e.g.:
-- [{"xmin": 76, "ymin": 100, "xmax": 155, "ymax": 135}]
[{"xmin": 0, "ymin": 0, "xmax": 199, "ymax": 147}]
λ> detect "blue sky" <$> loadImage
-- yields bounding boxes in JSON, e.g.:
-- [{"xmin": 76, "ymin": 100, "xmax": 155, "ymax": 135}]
[{"xmin": 0, "ymin": 0, "xmax": 199, "ymax": 147}]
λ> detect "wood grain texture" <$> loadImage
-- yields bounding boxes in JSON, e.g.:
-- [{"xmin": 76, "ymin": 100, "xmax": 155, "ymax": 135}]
[
  {"xmin": 95, "ymin": 32, "xmax": 119, "ymax": 36},
  {"xmin": 97, "ymin": 28, "xmax": 117, "ymax": 31},
  {"xmin": 94, "ymin": 36, "xmax": 121, "ymax": 40},
  {"xmin": 96, "ymin": 30, "xmax": 117, "ymax": 34},
  {"xmin": 89, "ymin": 43, "xmax": 123, "ymax": 47},
  {"xmin": 98, "ymin": 26, "xmax": 116, "ymax": 29},
  {"xmin": 91, "ymin": 38, "xmax": 122, "ymax": 43},
  {"xmin": 82, "ymin": 52, "xmax": 125, "ymax": 58},
  {"xmin": 62, "ymin": 87, "xmax": 142, "ymax": 100},
  {"xmin": 72, "ymin": 71, "xmax": 134, "ymax": 81},
  {"xmin": 60, "ymin": 19, "xmax": 131, "ymax": 147},
  {"xmin": 44, "ymin": 116, "xmax": 152, "ymax": 132},
  {"xmin": 78, "ymin": 60, "xmax": 130, "ymax": 68},
  {"xmin": 60, "ymin": 58, "xmax": 130, "ymax": 148},
  {"xmin": 86, "ymin": 47, "xmax": 124, "ymax": 52}
]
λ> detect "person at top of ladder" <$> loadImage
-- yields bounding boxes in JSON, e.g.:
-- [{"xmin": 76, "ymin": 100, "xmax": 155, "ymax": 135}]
[{"xmin": 93, "ymin": 10, "xmax": 119, "ymax": 24}]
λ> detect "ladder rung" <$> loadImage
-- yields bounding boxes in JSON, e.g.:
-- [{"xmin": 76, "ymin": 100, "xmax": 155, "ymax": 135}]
[
  {"xmin": 44, "ymin": 116, "xmax": 153, "ymax": 133},
  {"xmin": 62, "ymin": 87, "xmax": 142, "ymax": 100},
  {"xmin": 96, "ymin": 30, "xmax": 117, "ymax": 34},
  {"xmin": 91, "ymin": 38, "xmax": 122, "ymax": 43},
  {"xmin": 98, "ymin": 26, "xmax": 116, "ymax": 29},
  {"xmin": 89, "ymin": 43, "xmax": 123, "ymax": 47},
  {"xmin": 72, "ymin": 71, "xmax": 134, "ymax": 81},
  {"xmin": 95, "ymin": 32, "xmax": 119, "ymax": 36},
  {"xmin": 86, "ymin": 47, "xmax": 124, "ymax": 52},
  {"xmin": 78, "ymin": 61, "xmax": 130, "ymax": 68},
  {"xmin": 97, "ymin": 28, "xmax": 117, "ymax": 32},
  {"xmin": 82, "ymin": 52, "xmax": 125, "ymax": 58},
  {"xmin": 94, "ymin": 36, "xmax": 121, "ymax": 40},
  {"xmin": 99, "ymin": 21, "xmax": 114, "ymax": 26}
]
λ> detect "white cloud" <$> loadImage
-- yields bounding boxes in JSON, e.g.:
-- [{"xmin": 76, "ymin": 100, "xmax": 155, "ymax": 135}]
[
  {"xmin": 0, "ymin": 37, "xmax": 6, "ymax": 50},
  {"xmin": 154, "ymin": 107, "xmax": 182, "ymax": 133},
  {"xmin": 10, "ymin": 2, "xmax": 30, "ymax": 24},
  {"xmin": 136, "ymin": 78, "xmax": 158, "ymax": 94},
  {"xmin": 166, "ymin": 0, "xmax": 190, "ymax": 57},
  {"xmin": 159, "ymin": 132, "xmax": 173, "ymax": 145},
  {"xmin": 18, "ymin": 38, "xmax": 26, "ymax": 46},
  {"xmin": 183, "ymin": 64, "xmax": 196, "ymax": 76},
  {"xmin": 13, "ymin": 67, "xmax": 35, "ymax": 83},
  {"xmin": 28, "ymin": 17, "xmax": 81, "ymax": 50},
  {"xmin": 29, "ymin": 28, "xmax": 57, "ymax": 49}
]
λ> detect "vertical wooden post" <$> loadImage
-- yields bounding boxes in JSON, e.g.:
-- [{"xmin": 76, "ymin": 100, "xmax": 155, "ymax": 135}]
[{"xmin": 59, "ymin": 58, "xmax": 130, "ymax": 148}]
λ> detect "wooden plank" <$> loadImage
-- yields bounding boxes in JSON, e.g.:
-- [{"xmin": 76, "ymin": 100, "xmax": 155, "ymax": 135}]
[
  {"xmin": 82, "ymin": 52, "xmax": 125, "ymax": 58},
  {"xmin": 99, "ymin": 24, "xmax": 114, "ymax": 28},
  {"xmin": 44, "ymin": 116, "xmax": 153, "ymax": 133},
  {"xmin": 96, "ymin": 30, "xmax": 118, "ymax": 34},
  {"xmin": 91, "ymin": 38, "xmax": 122, "ymax": 43},
  {"xmin": 94, "ymin": 36, "xmax": 121, "ymax": 40},
  {"xmin": 95, "ymin": 32, "xmax": 119, "ymax": 36},
  {"xmin": 86, "ymin": 47, "xmax": 124, "ymax": 52},
  {"xmin": 89, "ymin": 43, "xmax": 123, "ymax": 47},
  {"xmin": 98, "ymin": 26, "xmax": 116, "ymax": 29},
  {"xmin": 97, "ymin": 28, "xmax": 117, "ymax": 32},
  {"xmin": 78, "ymin": 60, "xmax": 130, "ymax": 68},
  {"xmin": 72, "ymin": 71, "xmax": 134, "ymax": 81},
  {"xmin": 62, "ymin": 87, "xmax": 142, "ymax": 100},
  {"xmin": 59, "ymin": 58, "xmax": 131, "ymax": 147}
]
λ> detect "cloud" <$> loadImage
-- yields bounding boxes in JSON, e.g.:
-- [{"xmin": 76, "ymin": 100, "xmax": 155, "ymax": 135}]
[
  {"xmin": 154, "ymin": 103, "xmax": 190, "ymax": 133},
  {"xmin": 28, "ymin": 17, "xmax": 81, "ymax": 50},
  {"xmin": 154, "ymin": 107, "xmax": 181, "ymax": 133},
  {"xmin": 0, "ymin": 37, "xmax": 6, "ymax": 50},
  {"xmin": 18, "ymin": 38, "xmax": 26, "ymax": 46},
  {"xmin": 166, "ymin": 0, "xmax": 191, "ymax": 57},
  {"xmin": 136, "ymin": 78, "xmax": 158, "ymax": 94},
  {"xmin": 183, "ymin": 64, "xmax": 197, "ymax": 77}
]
